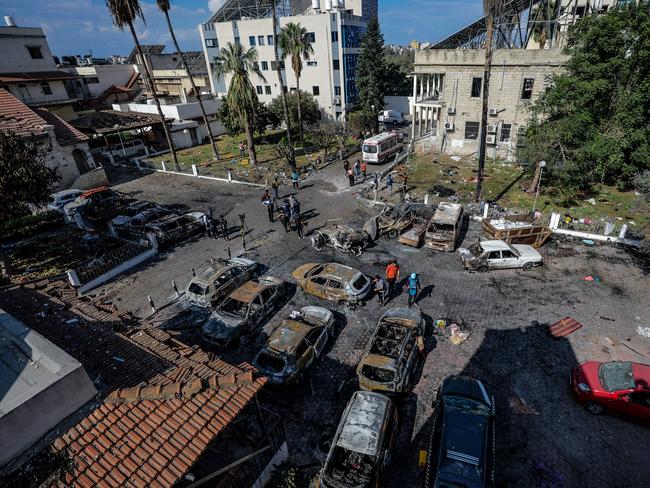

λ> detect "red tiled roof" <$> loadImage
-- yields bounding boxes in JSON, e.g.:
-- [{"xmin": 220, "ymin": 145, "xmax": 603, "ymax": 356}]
[
  {"xmin": 0, "ymin": 70, "xmax": 78, "ymax": 82},
  {"xmin": 0, "ymin": 89, "xmax": 87, "ymax": 145}
]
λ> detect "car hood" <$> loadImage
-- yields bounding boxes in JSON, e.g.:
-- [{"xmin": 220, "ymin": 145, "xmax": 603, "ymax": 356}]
[
  {"xmin": 511, "ymin": 244, "xmax": 543, "ymax": 260},
  {"xmin": 201, "ymin": 314, "xmax": 242, "ymax": 339}
]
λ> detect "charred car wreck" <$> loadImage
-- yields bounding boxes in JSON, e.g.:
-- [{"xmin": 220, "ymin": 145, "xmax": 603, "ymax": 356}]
[
  {"xmin": 311, "ymin": 223, "xmax": 370, "ymax": 256},
  {"xmin": 364, "ymin": 203, "xmax": 434, "ymax": 241}
]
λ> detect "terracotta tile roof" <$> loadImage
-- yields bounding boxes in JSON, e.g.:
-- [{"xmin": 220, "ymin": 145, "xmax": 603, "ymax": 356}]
[
  {"xmin": 0, "ymin": 89, "xmax": 88, "ymax": 145},
  {"xmin": 0, "ymin": 70, "xmax": 78, "ymax": 82}
]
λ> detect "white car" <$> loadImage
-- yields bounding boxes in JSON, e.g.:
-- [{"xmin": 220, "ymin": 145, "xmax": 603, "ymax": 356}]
[
  {"xmin": 379, "ymin": 109, "xmax": 407, "ymax": 125},
  {"xmin": 458, "ymin": 239, "xmax": 543, "ymax": 271},
  {"xmin": 47, "ymin": 189, "xmax": 84, "ymax": 213}
]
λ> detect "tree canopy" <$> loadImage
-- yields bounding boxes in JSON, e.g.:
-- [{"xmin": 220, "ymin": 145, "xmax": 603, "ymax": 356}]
[
  {"xmin": 216, "ymin": 96, "xmax": 277, "ymax": 137},
  {"xmin": 356, "ymin": 17, "xmax": 386, "ymax": 132},
  {"xmin": 0, "ymin": 131, "xmax": 60, "ymax": 222},
  {"xmin": 519, "ymin": 3, "xmax": 650, "ymax": 194},
  {"xmin": 268, "ymin": 90, "xmax": 320, "ymax": 129}
]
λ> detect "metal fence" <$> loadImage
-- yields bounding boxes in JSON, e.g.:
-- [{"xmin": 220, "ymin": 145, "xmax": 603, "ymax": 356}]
[{"xmin": 74, "ymin": 241, "xmax": 152, "ymax": 285}]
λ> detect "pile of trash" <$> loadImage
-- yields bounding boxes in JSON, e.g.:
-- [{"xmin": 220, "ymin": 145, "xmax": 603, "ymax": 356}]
[{"xmin": 432, "ymin": 319, "xmax": 471, "ymax": 345}]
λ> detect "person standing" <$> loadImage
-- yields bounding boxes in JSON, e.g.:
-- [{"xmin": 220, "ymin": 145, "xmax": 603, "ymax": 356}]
[
  {"xmin": 407, "ymin": 272, "xmax": 421, "ymax": 307},
  {"xmin": 354, "ymin": 159, "xmax": 361, "ymax": 177},
  {"xmin": 216, "ymin": 215, "xmax": 228, "ymax": 241},
  {"xmin": 385, "ymin": 259, "xmax": 400, "ymax": 297},
  {"xmin": 202, "ymin": 213, "xmax": 215, "ymax": 238},
  {"xmin": 261, "ymin": 190, "xmax": 274, "ymax": 222},
  {"xmin": 281, "ymin": 199, "xmax": 291, "ymax": 233},
  {"xmin": 291, "ymin": 170, "xmax": 300, "ymax": 191},
  {"xmin": 271, "ymin": 177, "xmax": 280, "ymax": 201},
  {"xmin": 361, "ymin": 161, "xmax": 367, "ymax": 181},
  {"xmin": 291, "ymin": 197, "xmax": 301, "ymax": 219},
  {"xmin": 373, "ymin": 275, "xmax": 387, "ymax": 305},
  {"xmin": 373, "ymin": 171, "xmax": 379, "ymax": 190},
  {"xmin": 347, "ymin": 168, "xmax": 355, "ymax": 187},
  {"xmin": 238, "ymin": 142, "xmax": 245, "ymax": 156},
  {"xmin": 386, "ymin": 173, "xmax": 394, "ymax": 195},
  {"xmin": 293, "ymin": 213, "xmax": 305, "ymax": 239},
  {"xmin": 343, "ymin": 159, "xmax": 350, "ymax": 173}
]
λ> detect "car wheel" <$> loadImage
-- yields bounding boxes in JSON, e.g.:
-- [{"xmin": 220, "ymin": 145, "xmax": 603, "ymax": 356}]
[
  {"xmin": 478, "ymin": 265, "xmax": 488, "ymax": 273},
  {"xmin": 522, "ymin": 262, "xmax": 534, "ymax": 271},
  {"xmin": 387, "ymin": 229, "xmax": 398, "ymax": 239},
  {"xmin": 585, "ymin": 401, "xmax": 605, "ymax": 415}
]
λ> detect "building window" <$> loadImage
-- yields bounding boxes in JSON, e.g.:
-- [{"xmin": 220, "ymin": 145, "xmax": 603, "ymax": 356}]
[
  {"xmin": 249, "ymin": 36, "xmax": 256, "ymax": 46},
  {"xmin": 306, "ymin": 32, "xmax": 316, "ymax": 43},
  {"xmin": 521, "ymin": 78, "xmax": 534, "ymax": 99},
  {"xmin": 270, "ymin": 60, "xmax": 285, "ymax": 70},
  {"xmin": 267, "ymin": 35, "xmax": 274, "ymax": 45},
  {"xmin": 234, "ymin": 36, "xmax": 240, "ymax": 45},
  {"xmin": 465, "ymin": 121, "xmax": 480, "ymax": 140},
  {"xmin": 258, "ymin": 35, "xmax": 265, "ymax": 46},
  {"xmin": 41, "ymin": 82, "xmax": 53, "ymax": 95},
  {"xmin": 471, "ymin": 77, "xmax": 482, "ymax": 98},
  {"xmin": 205, "ymin": 39, "xmax": 218, "ymax": 48},
  {"xmin": 261, "ymin": 61, "xmax": 268, "ymax": 71},
  {"xmin": 265, "ymin": 85, "xmax": 271, "ymax": 95},
  {"xmin": 83, "ymin": 77, "xmax": 99, "ymax": 84},
  {"xmin": 256, "ymin": 85, "xmax": 263, "ymax": 95},
  {"xmin": 27, "ymin": 46, "xmax": 43, "ymax": 59},
  {"xmin": 334, "ymin": 86, "xmax": 341, "ymax": 96},
  {"xmin": 500, "ymin": 123, "xmax": 512, "ymax": 142},
  {"xmin": 332, "ymin": 59, "xmax": 340, "ymax": 70},
  {"xmin": 307, "ymin": 61, "xmax": 317, "ymax": 67},
  {"xmin": 312, "ymin": 86, "xmax": 320, "ymax": 96},
  {"xmin": 331, "ymin": 31, "xmax": 338, "ymax": 42}
]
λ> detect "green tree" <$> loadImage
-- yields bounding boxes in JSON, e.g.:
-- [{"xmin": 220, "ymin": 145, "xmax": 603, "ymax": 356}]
[
  {"xmin": 214, "ymin": 42, "xmax": 265, "ymax": 165},
  {"xmin": 216, "ymin": 96, "xmax": 277, "ymax": 137},
  {"xmin": 278, "ymin": 22, "xmax": 314, "ymax": 147},
  {"xmin": 633, "ymin": 170, "xmax": 650, "ymax": 203},
  {"xmin": 356, "ymin": 17, "xmax": 386, "ymax": 134},
  {"xmin": 0, "ymin": 131, "xmax": 61, "ymax": 277},
  {"xmin": 384, "ymin": 46, "xmax": 413, "ymax": 96},
  {"xmin": 106, "ymin": 0, "xmax": 180, "ymax": 170},
  {"xmin": 268, "ymin": 90, "xmax": 320, "ymax": 129},
  {"xmin": 156, "ymin": 0, "xmax": 219, "ymax": 160},
  {"xmin": 519, "ymin": 3, "xmax": 650, "ymax": 193}
]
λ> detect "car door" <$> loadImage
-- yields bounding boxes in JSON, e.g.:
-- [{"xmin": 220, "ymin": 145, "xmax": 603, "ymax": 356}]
[
  {"xmin": 307, "ymin": 276, "xmax": 328, "ymax": 299},
  {"xmin": 325, "ymin": 278, "xmax": 345, "ymax": 302},
  {"xmin": 485, "ymin": 250, "xmax": 504, "ymax": 269},
  {"xmin": 499, "ymin": 249, "xmax": 521, "ymax": 269},
  {"xmin": 249, "ymin": 295, "xmax": 265, "ymax": 329},
  {"xmin": 619, "ymin": 391, "xmax": 650, "ymax": 420},
  {"xmin": 306, "ymin": 326, "xmax": 327, "ymax": 357},
  {"xmin": 261, "ymin": 288, "xmax": 276, "ymax": 318}
]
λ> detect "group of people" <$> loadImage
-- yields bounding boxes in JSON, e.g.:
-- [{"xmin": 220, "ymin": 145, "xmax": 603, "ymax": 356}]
[
  {"xmin": 202, "ymin": 212, "xmax": 229, "ymax": 241},
  {"xmin": 372, "ymin": 260, "xmax": 421, "ymax": 307},
  {"xmin": 343, "ymin": 159, "xmax": 368, "ymax": 187},
  {"xmin": 261, "ymin": 181, "xmax": 306, "ymax": 239}
]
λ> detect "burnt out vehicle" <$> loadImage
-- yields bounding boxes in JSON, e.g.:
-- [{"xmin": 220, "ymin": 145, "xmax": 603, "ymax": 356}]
[
  {"xmin": 424, "ymin": 202, "xmax": 464, "ymax": 252},
  {"xmin": 357, "ymin": 307, "xmax": 424, "ymax": 394},
  {"xmin": 311, "ymin": 223, "xmax": 370, "ymax": 256},
  {"xmin": 144, "ymin": 211, "xmax": 206, "ymax": 248},
  {"xmin": 200, "ymin": 276, "xmax": 287, "ymax": 347},
  {"xmin": 64, "ymin": 187, "xmax": 129, "ymax": 224},
  {"xmin": 424, "ymin": 375, "xmax": 495, "ymax": 488},
  {"xmin": 127, "ymin": 206, "xmax": 176, "ymax": 238},
  {"xmin": 292, "ymin": 262, "xmax": 370, "ymax": 307},
  {"xmin": 253, "ymin": 306, "xmax": 335, "ymax": 385},
  {"xmin": 364, "ymin": 203, "xmax": 433, "ymax": 240},
  {"xmin": 319, "ymin": 391, "xmax": 398, "ymax": 488},
  {"xmin": 185, "ymin": 257, "xmax": 258, "ymax": 308},
  {"xmin": 109, "ymin": 201, "xmax": 167, "ymax": 237}
]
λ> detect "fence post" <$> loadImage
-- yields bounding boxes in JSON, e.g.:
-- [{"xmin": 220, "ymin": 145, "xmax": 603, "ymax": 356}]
[
  {"xmin": 482, "ymin": 203, "xmax": 489, "ymax": 219},
  {"xmin": 618, "ymin": 224, "xmax": 628, "ymax": 239},
  {"xmin": 192, "ymin": 164, "xmax": 198, "ymax": 177},
  {"xmin": 147, "ymin": 295, "xmax": 156, "ymax": 314},
  {"xmin": 172, "ymin": 280, "xmax": 179, "ymax": 298},
  {"xmin": 227, "ymin": 169, "xmax": 233, "ymax": 182},
  {"xmin": 161, "ymin": 160, "xmax": 167, "ymax": 172}
]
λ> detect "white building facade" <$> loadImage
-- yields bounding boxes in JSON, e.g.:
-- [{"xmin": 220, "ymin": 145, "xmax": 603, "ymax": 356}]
[{"xmin": 199, "ymin": 0, "xmax": 376, "ymax": 120}]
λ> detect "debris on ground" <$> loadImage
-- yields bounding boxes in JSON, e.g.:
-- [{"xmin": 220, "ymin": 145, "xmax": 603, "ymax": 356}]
[
  {"xmin": 582, "ymin": 275, "xmax": 602, "ymax": 283},
  {"xmin": 509, "ymin": 397, "xmax": 540, "ymax": 415},
  {"xmin": 548, "ymin": 317, "xmax": 583, "ymax": 338},
  {"xmin": 449, "ymin": 324, "xmax": 470, "ymax": 345},
  {"xmin": 582, "ymin": 239, "xmax": 595, "ymax": 246},
  {"xmin": 636, "ymin": 326, "xmax": 650, "ymax": 338}
]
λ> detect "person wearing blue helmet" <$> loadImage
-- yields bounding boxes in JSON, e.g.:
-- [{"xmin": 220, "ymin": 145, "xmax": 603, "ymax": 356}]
[{"xmin": 407, "ymin": 272, "xmax": 420, "ymax": 307}]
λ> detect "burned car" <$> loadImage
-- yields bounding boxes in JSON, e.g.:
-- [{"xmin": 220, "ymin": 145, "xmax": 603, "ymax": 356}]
[
  {"xmin": 127, "ymin": 206, "xmax": 176, "ymax": 238},
  {"xmin": 319, "ymin": 391, "xmax": 398, "ymax": 488},
  {"xmin": 458, "ymin": 240, "xmax": 543, "ymax": 272},
  {"xmin": 364, "ymin": 203, "xmax": 433, "ymax": 240},
  {"xmin": 63, "ymin": 187, "xmax": 127, "ymax": 223},
  {"xmin": 424, "ymin": 202, "xmax": 464, "ymax": 252},
  {"xmin": 292, "ymin": 262, "xmax": 370, "ymax": 307},
  {"xmin": 144, "ymin": 211, "xmax": 206, "ymax": 248},
  {"xmin": 201, "ymin": 276, "xmax": 286, "ymax": 347},
  {"xmin": 253, "ymin": 306, "xmax": 335, "ymax": 385},
  {"xmin": 109, "ymin": 201, "xmax": 164, "ymax": 237},
  {"xmin": 311, "ymin": 223, "xmax": 370, "ymax": 256},
  {"xmin": 425, "ymin": 375, "xmax": 495, "ymax": 488},
  {"xmin": 185, "ymin": 257, "xmax": 258, "ymax": 308},
  {"xmin": 357, "ymin": 307, "xmax": 424, "ymax": 394}
]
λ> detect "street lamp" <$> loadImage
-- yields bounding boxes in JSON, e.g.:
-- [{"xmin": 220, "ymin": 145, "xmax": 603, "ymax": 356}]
[
  {"xmin": 531, "ymin": 160, "xmax": 546, "ymax": 216},
  {"xmin": 113, "ymin": 124, "xmax": 126, "ymax": 156}
]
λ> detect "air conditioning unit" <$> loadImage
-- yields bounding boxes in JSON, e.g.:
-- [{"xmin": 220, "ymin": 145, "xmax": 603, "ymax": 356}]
[
  {"xmin": 333, "ymin": 97, "xmax": 341, "ymax": 106},
  {"xmin": 486, "ymin": 134, "xmax": 497, "ymax": 145},
  {"xmin": 487, "ymin": 124, "xmax": 497, "ymax": 134},
  {"xmin": 447, "ymin": 107, "xmax": 456, "ymax": 115},
  {"xmin": 444, "ymin": 122, "xmax": 455, "ymax": 131},
  {"xmin": 489, "ymin": 108, "xmax": 499, "ymax": 116}
]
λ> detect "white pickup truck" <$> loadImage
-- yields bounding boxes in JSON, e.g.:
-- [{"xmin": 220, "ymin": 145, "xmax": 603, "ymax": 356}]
[{"xmin": 458, "ymin": 239, "xmax": 543, "ymax": 271}]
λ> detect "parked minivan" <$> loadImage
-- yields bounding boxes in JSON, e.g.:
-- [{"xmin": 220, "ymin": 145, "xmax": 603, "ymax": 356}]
[
  {"xmin": 379, "ymin": 110, "xmax": 406, "ymax": 125},
  {"xmin": 319, "ymin": 391, "xmax": 398, "ymax": 488}
]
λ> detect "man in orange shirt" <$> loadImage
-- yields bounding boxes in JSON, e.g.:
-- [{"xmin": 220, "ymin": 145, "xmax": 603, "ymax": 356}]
[{"xmin": 385, "ymin": 259, "xmax": 400, "ymax": 298}]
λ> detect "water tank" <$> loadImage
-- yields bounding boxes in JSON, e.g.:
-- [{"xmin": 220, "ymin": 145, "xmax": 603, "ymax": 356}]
[
  {"xmin": 4, "ymin": 16, "xmax": 16, "ymax": 27},
  {"xmin": 324, "ymin": 0, "xmax": 332, "ymax": 11},
  {"xmin": 311, "ymin": 0, "xmax": 320, "ymax": 10}
]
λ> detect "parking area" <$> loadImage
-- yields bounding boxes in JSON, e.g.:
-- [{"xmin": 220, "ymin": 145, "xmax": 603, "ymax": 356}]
[{"xmin": 39, "ymin": 168, "xmax": 650, "ymax": 486}]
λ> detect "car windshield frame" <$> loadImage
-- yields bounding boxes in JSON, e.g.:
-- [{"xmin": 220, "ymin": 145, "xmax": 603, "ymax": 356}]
[
  {"xmin": 188, "ymin": 283, "xmax": 207, "ymax": 296},
  {"xmin": 444, "ymin": 394, "xmax": 491, "ymax": 416},
  {"xmin": 219, "ymin": 298, "xmax": 248, "ymax": 319},
  {"xmin": 598, "ymin": 362, "xmax": 635, "ymax": 392}
]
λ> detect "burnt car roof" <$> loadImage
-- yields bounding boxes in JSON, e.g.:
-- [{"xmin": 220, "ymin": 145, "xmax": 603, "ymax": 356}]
[
  {"xmin": 266, "ymin": 321, "xmax": 311, "ymax": 354},
  {"xmin": 336, "ymin": 391, "xmax": 391, "ymax": 456},
  {"xmin": 313, "ymin": 262, "xmax": 361, "ymax": 281},
  {"xmin": 229, "ymin": 277, "xmax": 281, "ymax": 304}
]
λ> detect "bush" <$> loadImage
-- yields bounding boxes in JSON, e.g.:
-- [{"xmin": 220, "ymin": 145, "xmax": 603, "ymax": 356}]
[{"xmin": 0, "ymin": 211, "xmax": 64, "ymax": 243}]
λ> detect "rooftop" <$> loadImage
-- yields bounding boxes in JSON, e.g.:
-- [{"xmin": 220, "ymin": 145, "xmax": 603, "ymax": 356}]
[{"xmin": 68, "ymin": 109, "xmax": 169, "ymax": 135}]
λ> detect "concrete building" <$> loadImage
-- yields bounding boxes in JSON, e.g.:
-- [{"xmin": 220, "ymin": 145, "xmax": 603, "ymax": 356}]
[
  {"xmin": 200, "ymin": 0, "xmax": 376, "ymax": 120},
  {"xmin": 0, "ymin": 309, "xmax": 96, "ymax": 468},
  {"xmin": 0, "ymin": 16, "xmax": 83, "ymax": 120},
  {"xmin": 70, "ymin": 64, "xmax": 137, "ymax": 99},
  {"xmin": 0, "ymin": 88, "xmax": 98, "ymax": 189}
]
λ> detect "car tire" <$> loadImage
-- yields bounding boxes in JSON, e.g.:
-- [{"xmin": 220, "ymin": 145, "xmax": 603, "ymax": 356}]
[
  {"xmin": 387, "ymin": 229, "xmax": 398, "ymax": 239},
  {"xmin": 585, "ymin": 401, "xmax": 605, "ymax": 415},
  {"xmin": 478, "ymin": 265, "xmax": 488, "ymax": 273},
  {"xmin": 522, "ymin": 262, "xmax": 533, "ymax": 271}
]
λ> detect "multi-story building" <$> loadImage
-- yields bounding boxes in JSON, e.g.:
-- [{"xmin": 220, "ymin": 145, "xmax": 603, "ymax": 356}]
[
  {"xmin": 0, "ymin": 16, "xmax": 84, "ymax": 120},
  {"xmin": 200, "ymin": 0, "xmax": 376, "ymax": 120},
  {"xmin": 411, "ymin": 0, "xmax": 634, "ymax": 160}
]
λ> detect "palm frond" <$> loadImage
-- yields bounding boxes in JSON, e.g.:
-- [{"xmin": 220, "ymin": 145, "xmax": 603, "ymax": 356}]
[
  {"xmin": 106, "ymin": 0, "xmax": 144, "ymax": 30},
  {"xmin": 156, "ymin": 0, "xmax": 170, "ymax": 12}
]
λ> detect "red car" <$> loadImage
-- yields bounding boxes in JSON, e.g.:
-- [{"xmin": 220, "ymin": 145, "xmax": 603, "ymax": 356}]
[{"xmin": 571, "ymin": 361, "xmax": 650, "ymax": 424}]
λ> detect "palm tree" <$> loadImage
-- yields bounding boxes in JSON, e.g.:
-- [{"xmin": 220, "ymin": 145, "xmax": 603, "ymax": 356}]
[
  {"xmin": 475, "ymin": 0, "xmax": 502, "ymax": 203},
  {"xmin": 156, "ymin": 0, "xmax": 219, "ymax": 161},
  {"xmin": 271, "ymin": 1, "xmax": 296, "ymax": 169},
  {"xmin": 214, "ymin": 42, "xmax": 264, "ymax": 165},
  {"xmin": 106, "ymin": 0, "xmax": 180, "ymax": 170},
  {"xmin": 530, "ymin": 0, "xmax": 558, "ymax": 49},
  {"xmin": 278, "ymin": 22, "xmax": 314, "ymax": 147}
]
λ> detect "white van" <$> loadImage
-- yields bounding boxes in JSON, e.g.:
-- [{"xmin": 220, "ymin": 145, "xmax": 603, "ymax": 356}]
[
  {"xmin": 362, "ymin": 132, "xmax": 402, "ymax": 164},
  {"xmin": 379, "ymin": 109, "xmax": 406, "ymax": 125},
  {"xmin": 101, "ymin": 139, "xmax": 146, "ymax": 158}
]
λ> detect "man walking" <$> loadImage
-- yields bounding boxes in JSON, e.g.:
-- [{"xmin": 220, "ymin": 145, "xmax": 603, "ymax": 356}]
[
  {"xmin": 261, "ymin": 189, "xmax": 274, "ymax": 222},
  {"xmin": 373, "ymin": 275, "xmax": 387, "ymax": 305},
  {"xmin": 271, "ymin": 177, "xmax": 280, "ymax": 201},
  {"xmin": 385, "ymin": 259, "xmax": 400, "ymax": 298},
  {"xmin": 407, "ymin": 272, "xmax": 420, "ymax": 307}
]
